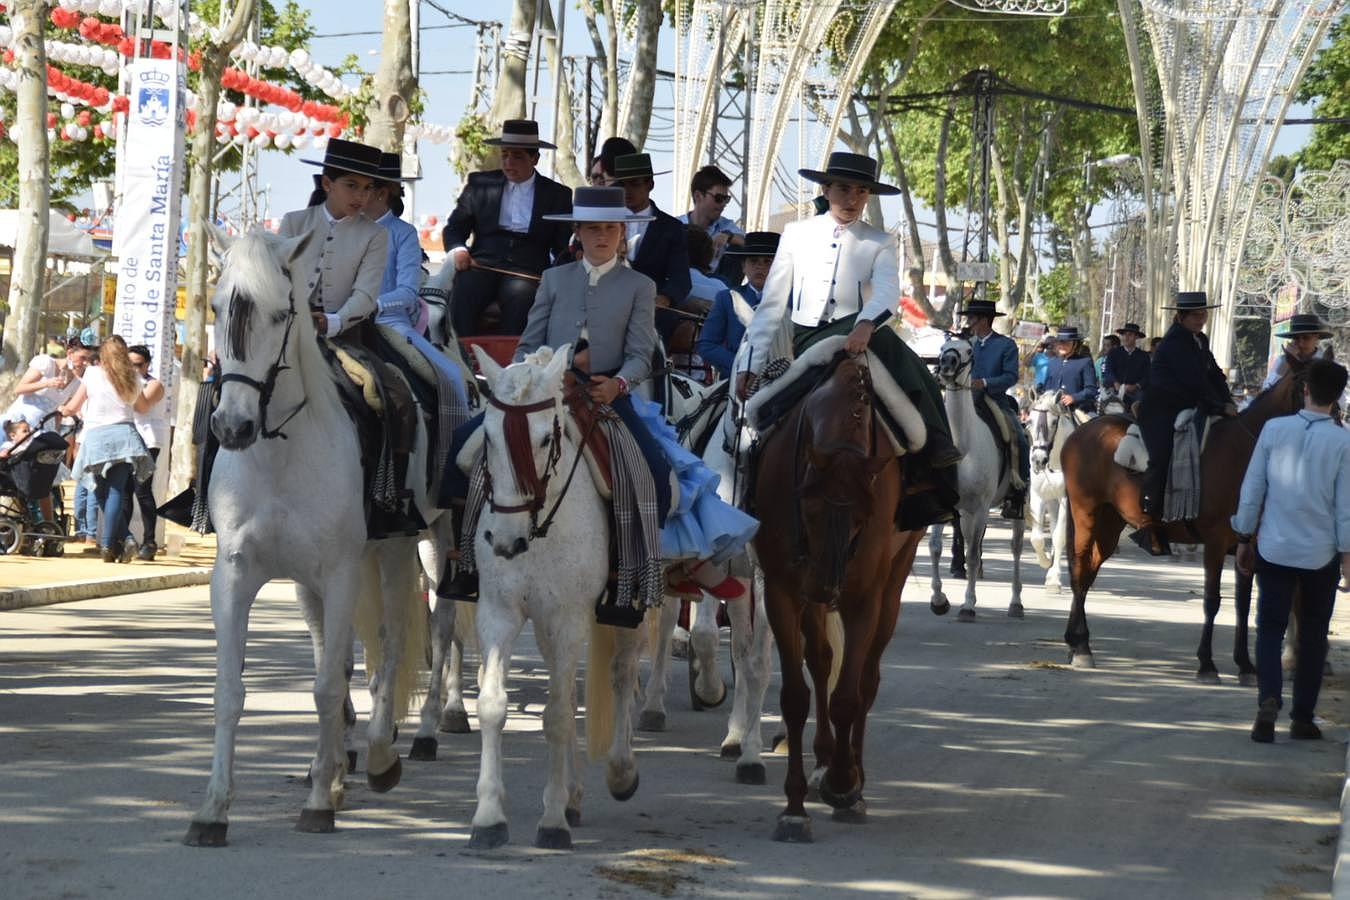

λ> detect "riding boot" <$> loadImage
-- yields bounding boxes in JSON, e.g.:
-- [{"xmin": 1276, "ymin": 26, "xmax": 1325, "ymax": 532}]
[
  {"xmin": 1127, "ymin": 464, "xmax": 1171, "ymax": 557},
  {"xmin": 1001, "ymin": 488, "xmax": 1025, "ymax": 521},
  {"xmin": 437, "ymin": 558, "xmax": 479, "ymax": 602},
  {"xmin": 925, "ymin": 429, "xmax": 964, "ymax": 469}
]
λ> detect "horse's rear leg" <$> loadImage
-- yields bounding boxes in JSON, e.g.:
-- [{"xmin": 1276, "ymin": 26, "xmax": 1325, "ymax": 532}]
[
  {"xmin": 412, "ymin": 528, "xmax": 455, "ymax": 760},
  {"xmin": 1047, "ymin": 496, "xmax": 1067, "ymax": 593},
  {"xmin": 638, "ymin": 597, "xmax": 678, "ymax": 732},
  {"xmin": 724, "ymin": 576, "xmax": 773, "ymax": 785},
  {"xmin": 690, "ymin": 592, "xmax": 728, "ymax": 709},
  {"xmin": 365, "ymin": 547, "xmax": 418, "ymax": 791},
  {"xmin": 927, "ymin": 524, "xmax": 950, "ymax": 615},
  {"xmin": 185, "ymin": 564, "xmax": 266, "ymax": 847},
  {"xmin": 469, "ymin": 600, "xmax": 525, "ymax": 849},
  {"xmin": 1065, "ymin": 504, "xmax": 1122, "ymax": 668},
  {"xmin": 1009, "ymin": 517, "xmax": 1026, "ymax": 618},
  {"xmin": 1234, "ymin": 565, "xmax": 1257, "ymax": 686},
  {"xmin": 1196, "ymin": 542, "xmax": 1229, "ymax": 684},
  {"xmin": 765, "ymin": 584, "xmax": 812, "ymax": 842},
  {"xmin": 441, "ymin": 602, "xmax": 475, "ymax": 733}
]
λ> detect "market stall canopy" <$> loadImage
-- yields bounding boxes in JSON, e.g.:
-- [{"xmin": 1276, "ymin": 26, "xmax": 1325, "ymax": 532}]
[{"xmin": 0, "ymin": 210, "xmax": 98, "ymax": 259}]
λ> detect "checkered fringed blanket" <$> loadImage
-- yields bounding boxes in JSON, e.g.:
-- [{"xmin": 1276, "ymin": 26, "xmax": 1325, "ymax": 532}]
[{"xmin": 1164, "ymin": 409, "xmax": 1202, "ymax": 522}]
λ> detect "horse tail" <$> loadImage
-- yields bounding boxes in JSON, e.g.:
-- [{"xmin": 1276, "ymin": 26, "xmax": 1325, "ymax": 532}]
[
  {"xmin": 455, "ymin": 599, "xmax": 478, "ymax": 655},
  {"xmin": 585, "ymin": 620, "xmax": 618, "ymax": 762},
  {"xmin": 826, "ymin": 610, "xmax": 845, "ymax": 697},
  {"xmin": 644, "ymin": 603, "xmax": 664, "ymax": 662},
  {"xmin": 354, "ymin": 553, "xmax": 430, "ymax": 723}
]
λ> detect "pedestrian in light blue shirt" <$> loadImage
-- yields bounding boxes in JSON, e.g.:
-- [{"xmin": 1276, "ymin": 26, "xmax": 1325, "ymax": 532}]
[{"xmin": 1233, "ymin": 359, "xmax": 1350, "ymax": 743}]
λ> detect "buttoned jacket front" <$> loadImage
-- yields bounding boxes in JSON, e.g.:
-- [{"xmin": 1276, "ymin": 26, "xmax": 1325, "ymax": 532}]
[
  {"xmin": 515, "ymin": 260, "xmax": 658, "ymax": 386},
  {"xmin": 742, "ymin": 214, "xmax": 899, "ymax": 372},
  {"xmin": 279, "ymin": 205, "xmax": 387, "ymax": 335}
]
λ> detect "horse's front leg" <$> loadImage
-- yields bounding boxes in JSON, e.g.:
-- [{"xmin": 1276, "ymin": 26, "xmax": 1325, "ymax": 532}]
[
  {"xmin": 1233, "ymin": 564, "xmax": 1257, "ymax": 686},
  {"xmin": 690, "ymin": 592, "xmax": 728, "ymax": 710},
  {"xmin": 1029, "ymin": 483, "xmax": 1051, "ymax": 568},
  {"xmin": 958, "ymin": 511, "xmax": 986, "ymax": 621},
  {"xmin": 1196, "ymin": 541, "xmax": 1227, "ymax": 684},
  {"xmin": 927, "ymin": 524, "xmax": 950, "ymax": 615},
  {"xmin": 366, "ymin": 544, "xmax": 419, "ymax": 791},
  {"xmin": 442, "ymin": 610, "xmax": 474, "ymax": 732},
  {"xmin": 822, "ymin": 599, "xmax": 878, "ymax": 821},
  {"xmin": 604, "ymin": 625, "xmax": 645, "ymax": 803},
  {"xmin": 1047, "ymin": 495, "xmax": 1067, "ymax": 593},
  {"xmin": 638, "ymin": 596, "xmax": 678, "ymax": 732},
  {"xmin": 468, "ymin": 598, "xmax": 524, "ymax": 849},
  {"xmin": 184, "ymin": 559, "xmax": 267, "ymax": 847},
  {"xmin": 294, "ymin": 584, "xmax": 357, "ymax": 781},
  {"xmin": 1009, "ymin": 515, "xmax": 1026, "ymax": 618},
  {"xmin": 412, "ymin": 531, "xmax": 456, "ymax": 760},
  {"xmin": 802, "ymin": 606, "xmax": 836, "ymax": 804},
  {"xmin": 534, "ymin": 610, "xmax": 586, "ymax": 849},
  {"xmin": 765, "ymin": 585, "xmax": 812, "ymax": 842},
  {"xmin": 724, "ymin": 575, "xmax": 772, "ymax": 785}
]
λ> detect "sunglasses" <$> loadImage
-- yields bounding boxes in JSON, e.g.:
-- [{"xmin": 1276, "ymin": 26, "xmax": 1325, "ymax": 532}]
[{"xmin": 702, "ymin": 192, "xmax": 732, "ymax": 204}]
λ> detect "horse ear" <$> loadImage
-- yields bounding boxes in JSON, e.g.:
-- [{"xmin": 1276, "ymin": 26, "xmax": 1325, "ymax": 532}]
[
  {"xmin": 274, "ymin": 230, "xmax": 314, "ymax": 269},
  {"xmin": 544, "ymin": 342, "xmax": 572, "ymax": 386},
  {"xmin": 206, "ymin": 224, "xmax": 235, "ymax": 265},
  {"xmin": 472, "ymin": 344, "xmax": 505, "ymax": 391}
]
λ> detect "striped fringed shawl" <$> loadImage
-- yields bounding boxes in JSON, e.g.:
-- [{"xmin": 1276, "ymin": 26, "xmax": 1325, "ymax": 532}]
[{"xmin": 1164, "ymin": 409, "xmax": 1203, "ymax": 522}]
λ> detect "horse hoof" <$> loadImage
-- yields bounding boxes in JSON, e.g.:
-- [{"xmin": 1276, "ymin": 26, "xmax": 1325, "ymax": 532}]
[
  {"xmin": 367, "ymin": 756, "xmax": 402, "ymax": 793},
  {"xmin": 1007, "ymin": 603, "xmax": 1025, "ymax": 619},
  {"xmin": 295, "ymin": 808, "xmax": 336, "ymax": 833},
  {"xmin": 610, "ymin": 770, "xmax": 640, "ymax": 802},
  {"xmin": 1070, "ymin": 652, "xmax": 1096, "ymax": 669},
  {"xmin": 691, "ymin": 680, "xmax": 727, "ymax": 711},
  {"xmin": 467, "ymin": 822, "xmax": 509, "ymax": 850},
  {"xmin": 534, "ymin": 827, "xmax": 572, "ymax": 851},
  {"xmin": 736, "ymin": 763, "xmax": 767, "ymax": 785},
  {"xmin": 831, "ymin": 797, "xmax": 867, "ymax": 824},
  {"xmin": 347, "ymin": 750, "xmax": 358, "ymax": 774},
  {"xmin": 720, "ymin": 743, "xmax": 741, "ymax": 760},
  {"xmin": 1196, "ymin": 669, "xmax": 1221, "ymax": 685},
  {"xmin": 770, "ymin": 731, "xmax": 787, "ymax": 754},
  {"xmin": 439, "ymin": 710, "xmax": 472, "ymax": 734},
  {"xmin": 1238, "ymin": 670, "xmax": 1258, "ymax": 688},
  {"xmin": 805, "ymin": 767, "xmax": 825, "ymax": 803},
  {"xmin": 183, "ymin": 820, "xmax": 228, "ymax": 847},
  {"xmin": 409, "ymin": 737, "xmax": 438, "ymax": 761},
  {"xmin": 957, "ymin": 607, "xmax": 976, "ymax": 623},
  {"xmin": 930, "ymin": 596, "xmax": 951, "ymax": 616},
  {"xmin": 772, "ymin": 815, "xmax": 813, "ymax": 843},
  {"xmin": 819, "ymin": 779, "xmax": 863, "ymax": 811},
  {"xmin": 950, "ymin": 567, "xmax": 968, "ymax": 580},
  {"xmin": 565, "ymin": 807, "xmax": 581, "ymax": 828},
  {"xmin": 637, "ymin": 710, "xmax": 667, "ymax": 732}
]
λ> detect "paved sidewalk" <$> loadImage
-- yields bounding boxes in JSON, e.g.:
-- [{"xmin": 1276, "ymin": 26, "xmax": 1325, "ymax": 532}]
[{"xmin": 0, "ymin": 522, "xmax": 214, "ymax": 610}]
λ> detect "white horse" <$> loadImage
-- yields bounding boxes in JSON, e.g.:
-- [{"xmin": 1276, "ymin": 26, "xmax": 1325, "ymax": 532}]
[
  {"xmin": 467, "ymin": 344, "xmax": 644, "ymax": 851},
  {"xmin": 185, "ymin": 230, "xmax": 431, "ymax": 846},
  {"xmin": 1027, "ymin": 390, "xmax": 1075, "ymax": 593},
  {"xmin": 638, "ymin": 371, "xmax": 775, "ymax": 785},
  {"xmin": 929, "ymin": 336, "xmax": 1025, "ymax": 621}
]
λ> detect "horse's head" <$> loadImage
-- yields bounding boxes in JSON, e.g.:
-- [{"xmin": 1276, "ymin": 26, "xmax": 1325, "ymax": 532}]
[
  {"xmin": 209, "ymin": 228, "xmax": 313, "ymax": 450},
  {"xmin": 1029, "ymin": 390, "xmax": 1070, "ymax": 473},
  {"xmin": 797, "ymin": 355, "xmax": 892, "ymax": 604},
  {"xmin": 474, "ymin": 343, "xmax": 572, "ymax": 558},
  {"xmin": 936, "ymin": 337, "xmax": 974, "ymax": 390}
]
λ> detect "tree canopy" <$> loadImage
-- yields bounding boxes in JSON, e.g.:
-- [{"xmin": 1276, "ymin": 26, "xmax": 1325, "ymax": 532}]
[{"xmin": 1296, "ymin": 16, "xmax": 1350, "ymax": 173}]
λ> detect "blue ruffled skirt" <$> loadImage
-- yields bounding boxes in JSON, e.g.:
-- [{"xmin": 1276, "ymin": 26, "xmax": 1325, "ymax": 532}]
[{"xmin": 629, "ymin": 395, "xmax": 758, "ymax": 563}]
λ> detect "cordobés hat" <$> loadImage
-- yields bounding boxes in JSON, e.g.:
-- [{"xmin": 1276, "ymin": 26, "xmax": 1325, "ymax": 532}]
[
  {"xmin": 723, "ymin": 231, "xmax": 781, "ymax": 257},
  {"xmin": 542, "ymin": 186, "xmax": 655, "ymax": 223},
  {"xmin": 1162, "ymin": 290, "xmax": 1220, "ymax": 310},
  {"xmin": 1115, "ymin": 322, "xmax": 1146, "ymax": 337},
  {"xmin": 301, "ymin": 138, "xmax": 384, "ymax": 180},
  {"xmin": 1275, "ymin": 313, "xmax": 1332, "ymax": 338},
  {"xmin": 484, "ymin": 119, "xmax": 556, "ymax": 150},
  {"xmin": 798, "ymin": 151, "xmax": 900, "ymax": 196},
  {"xmin": 958, "ymin": 299, "xmax": 1004, "ymax": 319},
  {"xmin": 609, "ymin": 152, "xmax": 671, "ymax": 182},
  {"xmin": 1052, "ymin": 324, "xmax": 1083, "ymax": 342},
  {"xmin": 377, "ymin": 151, "xmax": 420, "ymax": 183}
]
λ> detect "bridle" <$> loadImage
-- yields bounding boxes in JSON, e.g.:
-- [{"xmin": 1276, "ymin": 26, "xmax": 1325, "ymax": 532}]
[
  {"xmin": 1030, "ymin": 396, "xmax": 1070, "ymax": 472},
  {"xmin": 937, "ymin": 344, "xmax": 973, "ymax": 391},
  {"xmin": 216, "ymin": 285, "xmax": 308, "ymax": 441},
  {"xmin": 483, "ymin": 392, "xmax": 595, "ymax": 541}
]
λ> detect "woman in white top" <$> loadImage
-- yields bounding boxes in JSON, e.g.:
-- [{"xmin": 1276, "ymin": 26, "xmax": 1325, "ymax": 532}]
[
  {"xmin": 59, "ymin": 336, "xmax": 157, "ymax": 563},
  {"xmin": 4, "ymin": 336, "xmax": 93, "ymax": 428},
  {"xmin": 128, "ymin": 344, "xmax": 168, "ymax": 560}
]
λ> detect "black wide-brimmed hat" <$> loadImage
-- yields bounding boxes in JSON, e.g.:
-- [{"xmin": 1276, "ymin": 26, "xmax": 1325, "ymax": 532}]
[
  {"xmin": 542, "ymin": 186, "xmax": 654, "ymax": 223},
  {"xmin": 958, "ymin": 299, "xmax": 1004, "ymax": 319},
  {"xmin": 484, "ymin": 119, "xmax": 556, "ymax": 150},
  {"xmin": 798, "ymin": 152, "xmax": 899, "ymax": 196},
  {"xmin": 1162, "ymin": 290, "xmax": 1220, "ymax": 310},
  {"xmin": 1052, "ymin": 325, "xmax": 1084, "ymax": 342},
  {"xmin": 1275, "ymin": 313, "xmax": 1332, "ymax": 338},
  {"xmin": 301, "ymin": 138, "xmax": 384, "ymax": 179},
  {"xmin": 1115, "ymin": 322, "xmax": 1146, "ymax": 337},
  {"xmin": 377, "ymin": 152, "xmax": 420, "ymax": 183},
  {"xmin": 723, "ymin": 231, "xmax": 781, "ymax": 257},
  {"xmin": 609, "ymin": 152, "xmax": 671, "ymax": 181}
]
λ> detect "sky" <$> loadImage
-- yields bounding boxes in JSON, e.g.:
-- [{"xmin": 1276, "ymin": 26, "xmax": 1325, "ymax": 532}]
[{"xmin": 255, "ymin": 1, "xmax": 1316, "ymax": 243}]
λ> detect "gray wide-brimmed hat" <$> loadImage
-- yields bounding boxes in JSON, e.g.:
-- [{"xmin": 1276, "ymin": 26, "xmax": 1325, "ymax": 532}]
[
  {"xmin": 542, "ymin": 186, "xmax": 654, "ymax": 223},
  {"xmin": 484, "ymin": 119, "xmax": 556, "ymax": 150},
  {"xmin": 1275, "ymin": 313, "xmax": 1332, "ymax": 338},
  {"xmin": 1162, "ymin": 290, "xmax": 1221, "ymax": 310},
  {"xmin": 301, "ymin": 138, "xmax": 384, "ymax": 179},
  {"xmin": 798, "ymin": 151, "xmax": 899, "ymax": 196}
]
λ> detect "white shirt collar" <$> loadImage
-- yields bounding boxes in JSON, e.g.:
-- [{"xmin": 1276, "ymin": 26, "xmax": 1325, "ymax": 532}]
[
  {"xmin": 376, "ymin": 210, "xmax": 395, "ymax": 225},
  {"xmin": 506, "ymin": 172, "xmax": 537, "ymax": 191},
  {"xmin": 581, "ymin": 255, "xmax": 619, "ymax": 285},
  {"xmin": 321, "ymin": 204, "xmax": 342, "ymax": 225}
]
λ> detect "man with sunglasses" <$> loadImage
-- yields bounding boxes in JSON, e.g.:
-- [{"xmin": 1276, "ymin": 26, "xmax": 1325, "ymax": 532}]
[{"xmin": 679, "ymin": 165, "xmax": 745, "ymax": 273}]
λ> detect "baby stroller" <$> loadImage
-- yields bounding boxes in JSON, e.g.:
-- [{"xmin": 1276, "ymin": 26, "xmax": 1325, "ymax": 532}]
[{"xmin": 0, "ymin": 411, "xmax": 79, "ymax": 556}]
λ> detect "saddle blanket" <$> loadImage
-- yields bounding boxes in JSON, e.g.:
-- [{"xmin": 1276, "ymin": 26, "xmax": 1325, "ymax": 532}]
[
  {"xmin": 742, "ymin": 335, "xmax": 927, "ymax": 456},
  {"xmin": 973, "ymin": 393, "xmax": 1025, "ymax": 492},
  {"xmin": 1113, "ymin": 410, "xmax": 1221, "ymax": 474}
]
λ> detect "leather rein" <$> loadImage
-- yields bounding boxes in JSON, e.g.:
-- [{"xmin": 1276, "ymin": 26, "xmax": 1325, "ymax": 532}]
[{"xmin": 216, "ymin": 286, "xmax": 308, "ymax": 441}]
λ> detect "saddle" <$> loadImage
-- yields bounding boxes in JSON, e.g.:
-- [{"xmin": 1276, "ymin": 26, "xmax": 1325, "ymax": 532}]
[
  {"xmin": 972, "ymin": 392, "xmax": 1025, "ymax": 491},
  {"xmin": 1113, "ymin": 408, "xmax": 1221, "ymax": 474}
]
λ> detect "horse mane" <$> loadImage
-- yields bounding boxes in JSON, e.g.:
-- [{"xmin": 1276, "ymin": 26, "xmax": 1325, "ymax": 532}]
[{"xmin": 1240, "ymin": 357, "xmax": 1307, "ymax": 424}]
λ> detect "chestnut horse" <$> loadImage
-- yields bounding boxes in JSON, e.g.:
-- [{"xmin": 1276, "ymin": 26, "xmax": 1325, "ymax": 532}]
[
  {"xmin": 1058, "ymin": 362, "xmax": 1308, "ymax": 680},
  {"xmin": 751, "ymin": 347, "xmax": 924, "ymax": 843}
]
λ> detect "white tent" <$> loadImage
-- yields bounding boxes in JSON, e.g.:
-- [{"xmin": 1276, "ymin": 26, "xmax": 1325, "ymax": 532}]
[{"xmin": 0, "ymin": 210, "xmax": 98, "ymax": 258}]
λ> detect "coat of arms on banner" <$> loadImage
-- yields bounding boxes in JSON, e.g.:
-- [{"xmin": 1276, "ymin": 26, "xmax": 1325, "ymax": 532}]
[{"xmin": 136, "ymin": 70, "xmax": 171, "ymax": 127}]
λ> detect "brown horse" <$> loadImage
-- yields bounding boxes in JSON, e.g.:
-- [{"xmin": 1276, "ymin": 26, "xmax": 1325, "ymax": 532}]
[
  {"xmin": 751, "ymin": 351, "xmax": 924, "ymax": 843},
  {"xmin": 1058, "ymin": 362, "xmax": 1308, "ymax": 680}
]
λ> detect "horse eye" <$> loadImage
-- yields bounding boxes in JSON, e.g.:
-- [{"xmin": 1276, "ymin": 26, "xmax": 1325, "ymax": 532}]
[
  {"xmin": 540, "ymin": 434, "xmax": 551, "ymax": 448},
  {"xmin": 270, "ymin": 311, "xmax": 288, "ymax": 325}
]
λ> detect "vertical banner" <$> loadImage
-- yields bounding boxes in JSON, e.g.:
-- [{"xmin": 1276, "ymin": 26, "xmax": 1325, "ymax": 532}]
[{"xmin": 112, "ymin": 57, "xmax": 186, "ymax": 403}]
